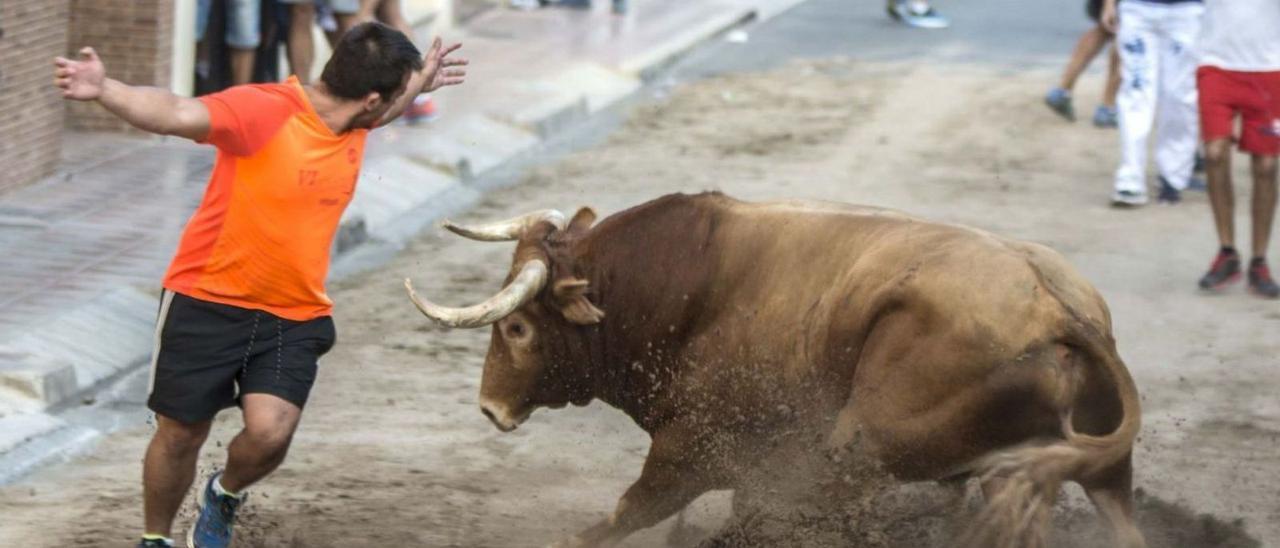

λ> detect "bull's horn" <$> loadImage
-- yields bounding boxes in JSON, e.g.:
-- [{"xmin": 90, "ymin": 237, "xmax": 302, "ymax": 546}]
[
  {"xmin": 404, "ymin": 260, "xmax": 549, "ymax": 328},
  {"xmin": 441, "ymin": 210, "xmax": 567, "ymax": 242}
]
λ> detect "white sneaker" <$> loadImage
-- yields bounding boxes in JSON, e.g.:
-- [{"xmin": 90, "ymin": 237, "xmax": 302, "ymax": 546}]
[{"xmin": 1110, "ymin": 189, "xmax": 1149, "ymax": 207}]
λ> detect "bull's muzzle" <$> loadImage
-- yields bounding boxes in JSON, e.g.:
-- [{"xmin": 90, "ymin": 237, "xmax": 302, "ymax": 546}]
[{"xmin": 479, "ymin": 399, "xmax": 528, "ymax": 432}]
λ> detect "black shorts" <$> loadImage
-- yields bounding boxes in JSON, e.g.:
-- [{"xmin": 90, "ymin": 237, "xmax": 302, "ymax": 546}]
[
  {"xmin": 147, "ymin": 291, "xmax": 336, "ymax": 424},
  {"xmin": 1087, "ymin": 0, "xmax": 1103, "ymax": 21}
]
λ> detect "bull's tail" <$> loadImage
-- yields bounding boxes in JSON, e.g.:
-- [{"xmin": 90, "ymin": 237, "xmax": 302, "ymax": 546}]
[{"xmin": 957, "ymin": 328, "xmax": 1142, "ymax": 548}]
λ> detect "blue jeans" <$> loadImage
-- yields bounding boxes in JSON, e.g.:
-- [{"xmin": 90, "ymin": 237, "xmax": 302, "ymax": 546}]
[{"xmin": 196, "ymin": 0, "xmax": 262, "ymax": 49}]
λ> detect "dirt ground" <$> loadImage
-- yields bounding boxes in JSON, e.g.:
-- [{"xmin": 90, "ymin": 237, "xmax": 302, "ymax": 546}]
[{"xmin": 2, "ymin": 58, "xmax": 1278, "ymax": 547}]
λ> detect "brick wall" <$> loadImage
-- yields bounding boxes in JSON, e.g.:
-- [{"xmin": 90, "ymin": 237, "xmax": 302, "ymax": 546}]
[
  {"xmin": 0, "ymin": 1, "xmax": 71, "ymax": 193},
  {"xmin": 65, "ymin": 0, "xmax": 174, "ymax": 132}
]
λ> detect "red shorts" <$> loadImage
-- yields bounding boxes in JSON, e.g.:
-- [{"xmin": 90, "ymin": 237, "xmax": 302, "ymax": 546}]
[{"xmin": 1197, "ymin": 66, "xmax": 1280, "ymax": 156}]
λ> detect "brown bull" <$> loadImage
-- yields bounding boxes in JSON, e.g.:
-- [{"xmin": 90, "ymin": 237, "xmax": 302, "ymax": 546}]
[{"xmin": 406, "ymin": 192, "xmax": 1145, "ymax": 548}]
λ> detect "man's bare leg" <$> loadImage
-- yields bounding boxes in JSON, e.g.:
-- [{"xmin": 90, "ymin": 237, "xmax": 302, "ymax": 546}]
[
  {"xmin": 1198, "ymin": 138, "xmax": 1252, "ymax": 290},
  {"xmin": 1059, "ymin": 25, "xmax": 1111, "ymax": 91},
  {"xmin": 377, "ymin": 0, "xmax": 415, "ymax": 38},
  {"xmin": 218, "ymin": 393, "xmax": 303, "ymax": 493},
  {"xmin": 143, "ymin": 416, "xmax": 212, "ymax": 538},
  {"xmin": 1205, "ymin": 139, "xmax": 1236, "ymax": 248},
  {"xmin": 1048, "ymin": 25, "xmax": 1112, "ymax": 121},
  {"xmin": 287, "ymin": 3, "xmax": 316, "ymax": 83},
  {"xmin": 1103, "ymin": 45, "xmax": 1121, "ymax": 108},
  {"xmin": 1250, "ymin": 154, "xmax": 1279, "ymax": 258},
  {"xmin": 229, "ymin": 48, "xmax": 255, "ymax": 86}
]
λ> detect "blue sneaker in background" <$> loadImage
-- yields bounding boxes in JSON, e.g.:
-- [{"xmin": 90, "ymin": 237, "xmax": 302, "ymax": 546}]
[
  {"xmin": 888, "ymin": 1, "xmax": 949, "ymax": 29},
  {"xmin": 187, "ymin": 472, "xmax": 244, "ymax": 548},
  {"xmin": 1092, "ymin": 105, "xmax": 1118, "ymax": 128},
  {"xmin": 1044, "ymin": 88, "xmax": 1075, "ymax": 121}
]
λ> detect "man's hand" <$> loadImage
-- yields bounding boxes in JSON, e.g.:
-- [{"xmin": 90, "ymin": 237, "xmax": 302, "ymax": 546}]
[
  {"xmin": 53, "ymin": 47, "xmax": 107, "ymax": 101},
  {"xmin": 1101, "ymin": 0, "xmax": 1119, "ymax": 33},
  {"xmin": 52, "ymin": 46, "xmax": 210, "ymax": 140},
  {"xmin": 421, "ymin": 37, "xmax": 468, "ymax": 93}
]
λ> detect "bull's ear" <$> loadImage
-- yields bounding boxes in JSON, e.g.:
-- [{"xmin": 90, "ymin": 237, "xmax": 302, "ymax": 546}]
[
  {"xmin": 567, "ymin": 208, "xmax": 597, "ymax": 235},
  {"xmin": 552, "ymin": 278, "xmax": 605, "ymax": 325}
]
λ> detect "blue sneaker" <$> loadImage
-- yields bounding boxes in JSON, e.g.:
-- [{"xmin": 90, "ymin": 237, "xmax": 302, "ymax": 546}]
[
  {"xmin": 1045, "ymin": 88, "xmax": 1075, "ymax": 121},
  {"xmin": 888, "ymin": 1, "xmax": 949, "ymax": 28},
  {"xmin": 187, "ymin": 473, "xmax": 244, "ymax": 548},
  {"xmin": 1092, "ymin": 105, "xmax": 1118, "ymax": 128},
  {"xmin": 137, "ymin": 538, "xmax": 173, "ymax": 548}
]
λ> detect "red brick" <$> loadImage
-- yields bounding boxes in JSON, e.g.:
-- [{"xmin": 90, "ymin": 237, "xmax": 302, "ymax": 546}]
[
  {"xmin": 64, "ymin": 0, "xmax": 174, "ymax": 133},
  {"xmin": 0, "ymin": 1, "xmax": 71, "ymax": 192}
]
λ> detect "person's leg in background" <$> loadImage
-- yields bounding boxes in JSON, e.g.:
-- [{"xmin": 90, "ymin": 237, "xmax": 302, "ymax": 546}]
[
  {"xmin": 359, "ymin": 0, "xmax": 413, "ymax": 37},
  {"xmin": 1112, "ymin": 1, "xmax": 1161, "ymax": 206},
  {"xmin": 226, "ymin": 0, "xmax": 262, "ymax": 85},
  {"xmin": 1199, "ymin": 118, "xmax": 1240, "ymax": 289},
  {"xmin": 1249, "ymin": 152, "xmax": 1279, "ymax": 296},
  {"xmin": 1242, "ymin": 72, "xmax": 1280, "ymax": 297},
  {"xmin": 195, "ymin": 0, "xmax": 213, "ymax": 81},
  {"xmin": 1151, "ymin": 2, "xmax": 1204, "ymax": 204},
  {"xmin": 281, "ymin": 0, "xmax": 316, "ymax": 83},
  {"xmin": 1096, "ymin": 45, "xmax": 1121, "ymax": 127},
  {"xmin": 317, "ymin": 1, "xmax": 343, "ymax": 48},
  {"xmin": 1203, "ymin": 137, "xmax": 1236, "ymax": 249},
  {"xmin": 329, "ymin": 0, "xmax": 363, "ymax": 36},
  {"xmin": 1046, "ymin": 24, "xmax": 1112, "ymax": 121}
]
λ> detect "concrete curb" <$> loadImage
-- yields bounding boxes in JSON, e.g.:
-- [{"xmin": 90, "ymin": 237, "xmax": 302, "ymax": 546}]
[{"xmin": 0, "ymin": 0, "xmax": 774, "ymax": 485}]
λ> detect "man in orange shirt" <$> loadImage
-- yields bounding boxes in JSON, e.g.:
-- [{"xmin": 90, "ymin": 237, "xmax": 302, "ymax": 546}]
[{"xmin": 53, "ymin": 22, "xmax": 466, "ymax": 548}]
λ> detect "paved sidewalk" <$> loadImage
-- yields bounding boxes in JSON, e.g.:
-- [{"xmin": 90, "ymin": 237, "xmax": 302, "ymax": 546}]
[{"xmin": 0, "ymin": 0, "xmax": 803, "ymax": 483}]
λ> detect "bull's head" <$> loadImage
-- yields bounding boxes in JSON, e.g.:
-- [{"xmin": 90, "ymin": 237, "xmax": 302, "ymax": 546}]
[{"xmin": 405, "ymin": 208, "xmax": 605, "ymax": 432}]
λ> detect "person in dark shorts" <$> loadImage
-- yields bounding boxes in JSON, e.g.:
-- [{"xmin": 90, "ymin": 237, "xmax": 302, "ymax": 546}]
[
  {"xmin": 1045, "ymin": 0, "xmax": 1122, "ymax": 127},
  {"xmin": 53, "ymin": 22, "xmax": 467, "ymax": 548}
]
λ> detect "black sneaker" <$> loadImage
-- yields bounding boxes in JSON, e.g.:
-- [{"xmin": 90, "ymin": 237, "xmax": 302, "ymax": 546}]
[
  {"xmin": 1248, "ymin": 259, "xmax": 1280, "ymax": 299},
  {"xmin": 137, "ymin": 538, "xmax": 173, "ymax": 548},
  {"xmin": 1199, "ymin": 250, "xmax": 1242, "ymax": 290},
  {"xmin": 1158, "ymin": 176, "xmax": 1182, "ymax": 204}
]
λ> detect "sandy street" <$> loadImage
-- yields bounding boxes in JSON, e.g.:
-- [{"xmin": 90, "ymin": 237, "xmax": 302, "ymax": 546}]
[{"xmin": 2, "ymin": 51, "xmax": 1278, "ymax": 547}]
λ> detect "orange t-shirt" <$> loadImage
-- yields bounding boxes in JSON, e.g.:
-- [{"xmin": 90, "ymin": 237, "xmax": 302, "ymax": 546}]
[{"xmin": 162, "ymin": 76, "xmax": 367, "ymax": 321}]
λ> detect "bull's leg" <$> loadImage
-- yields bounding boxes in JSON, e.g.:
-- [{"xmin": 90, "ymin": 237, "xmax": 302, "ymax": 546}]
[
  {"xmin": 550, "ymin": 430, "xmax": 715, "ymax": 548},
  {"xmin": 1080, "ymin": 453, "xmax": 1146, "ymax": 548}
]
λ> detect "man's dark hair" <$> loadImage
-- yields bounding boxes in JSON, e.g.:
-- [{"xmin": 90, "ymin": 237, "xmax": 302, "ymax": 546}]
[{"xmin": 321, "ymin": 22, "xmax": 424, "ymax": 101}]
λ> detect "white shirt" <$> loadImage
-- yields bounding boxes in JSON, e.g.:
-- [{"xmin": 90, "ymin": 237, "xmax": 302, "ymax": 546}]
[{"xmin": 1199, "ymin": 0, "xmax": 1280, "ymax": 71}]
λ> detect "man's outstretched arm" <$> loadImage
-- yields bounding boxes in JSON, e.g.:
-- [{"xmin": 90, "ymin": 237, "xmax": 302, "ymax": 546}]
[{"xmin": 55, "ymin": 47, "xmax": 210, "ymax": 141}]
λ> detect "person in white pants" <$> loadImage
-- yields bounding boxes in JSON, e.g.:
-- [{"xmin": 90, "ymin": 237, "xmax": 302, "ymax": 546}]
[{"xmin": 1101, "ymin": 0, "xmax": 1204, "ymax": 206}]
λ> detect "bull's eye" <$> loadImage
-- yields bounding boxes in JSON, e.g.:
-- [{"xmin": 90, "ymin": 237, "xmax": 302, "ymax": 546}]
[{"xmin": 508, "ymin": 322, "xmax": 526, "ymax": 338}]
